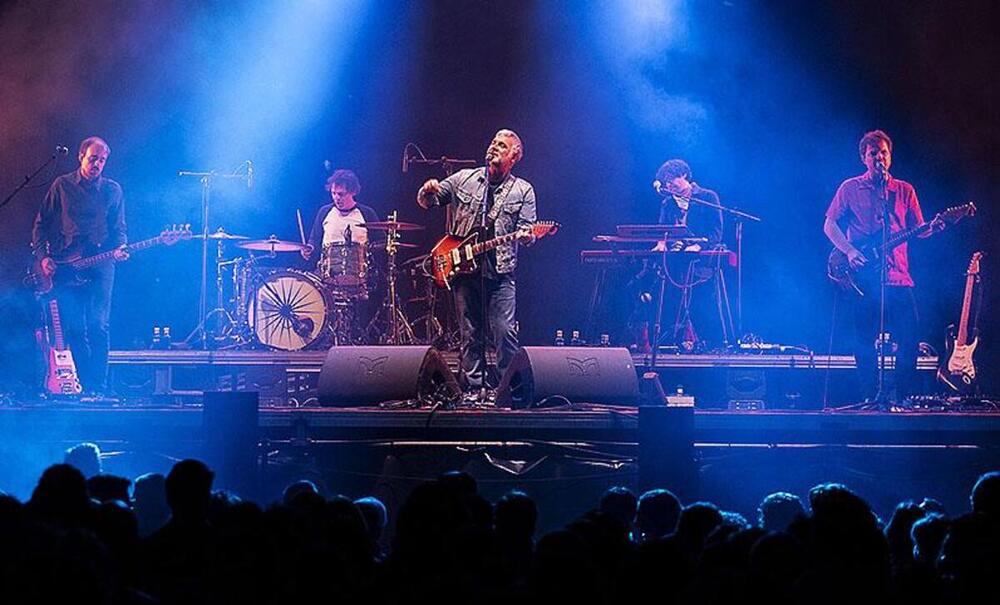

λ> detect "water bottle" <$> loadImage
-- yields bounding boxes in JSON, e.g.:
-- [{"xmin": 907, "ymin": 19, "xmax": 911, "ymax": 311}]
[
  {"xmin": 554, "ymin": 330, "xmax": 565, "ymax": 346},
  {"xmin": 162, "ymin": 326, "xmax": 172, "ymax": 349},
  {"xmin": 600, "ymin": 333, "xmax": 611, "ymax": 347},
  {"xmin": 570, "ymin": 330, "xmax": 583, "ymax": 347},
  {"xmin": 152, "ymin": 326, "xmax": 161, "ymax": 349}
]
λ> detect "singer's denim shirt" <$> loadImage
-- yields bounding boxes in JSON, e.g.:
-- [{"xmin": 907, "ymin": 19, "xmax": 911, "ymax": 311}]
[{"xmin": 431, "ymin": 167, "xmax": 537, "ymax": 275}]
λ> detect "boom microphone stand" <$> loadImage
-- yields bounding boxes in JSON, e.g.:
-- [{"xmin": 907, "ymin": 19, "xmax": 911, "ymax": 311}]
[
  {"xmin": 0, "ymin": 145, "xmax": 68, "ymax": 213},
  {"xmin": 179, "ymin": 162, "xmax": 252, "ymax": 349}
]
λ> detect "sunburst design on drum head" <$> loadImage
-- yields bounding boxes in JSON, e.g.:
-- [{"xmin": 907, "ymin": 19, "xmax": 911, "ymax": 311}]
[{"xmin": 249, "ymin": 271, "xmax": 328, "ymax": 350}]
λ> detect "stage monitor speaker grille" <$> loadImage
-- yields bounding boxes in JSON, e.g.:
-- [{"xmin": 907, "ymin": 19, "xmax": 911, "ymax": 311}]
[
  {"xmin": 318, "ymin": 346, "xmax": 459, "ymax": 407},
  {"xmin": 496, "ymin": 346, "xmax": 639, "ymax": 409}
]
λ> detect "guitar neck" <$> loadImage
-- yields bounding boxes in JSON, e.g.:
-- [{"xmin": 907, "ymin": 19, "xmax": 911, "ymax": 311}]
[
  {"xmin": 71, "ymin": 236, "xmax": 160, "ymax": 269},
  {"xmin": 880, "ymin": 221, "xmax": 926, "ymax": 252},
  {"xmin": 471, "ymin": 231, "xmax": 519, "ymax": 256},
  {"xmin": 48, "ymin": 299, "xmax": 66, "ymax": 350},
  {"xmin": 957, "ymin": 272, "xmax": 976, "ymax": 346}
]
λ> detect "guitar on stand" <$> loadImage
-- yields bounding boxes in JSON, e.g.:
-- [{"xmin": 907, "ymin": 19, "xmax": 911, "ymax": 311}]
[
  {"xmin": 428, "ymin": 221, "xmax": 560, "ymax": 289},
  {"xmin": 38, "ymin": 298, "xmax": 82, "ymax": 396},
  {"xmin": 938, "ymin": 251, "xmax": 983, "ymax": 394}
]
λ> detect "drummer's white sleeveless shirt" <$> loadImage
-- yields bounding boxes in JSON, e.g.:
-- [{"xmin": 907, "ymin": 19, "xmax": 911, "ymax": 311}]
[{"xmin": 321, "ymin": 207, "xmax": 368, "ymax": 245}]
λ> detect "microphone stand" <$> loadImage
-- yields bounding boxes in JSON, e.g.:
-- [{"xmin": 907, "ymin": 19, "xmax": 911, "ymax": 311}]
[
  {"xmin": 178, "ymin": 164, "xmax": 251, "ymax": 349},
  {"xmin": 872, "ymin": 175, "xmax": 891, "ymax": 407},
  {"xmin": 0, "ymin": 148, "xmax": 66, "ymax": 213},
  {"xmin": 657, "ymin": 188, "xmax": 762, "ymax": 338},
  {"xmin": 478, "ymin": 164, "xmax": 491, "ymax": 404}
]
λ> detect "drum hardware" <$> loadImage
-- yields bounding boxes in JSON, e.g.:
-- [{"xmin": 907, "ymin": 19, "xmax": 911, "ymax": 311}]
[
  {"xmin": 178, "ymin": 163, "xmax": 253, "ymax": 349},
  {"xmin": 237, "ymin": 235, "xmax": 309, "ymax": 255},
  {"xmin": 366, "ymin": 211, "xmax": 418, "ymax": 344},
  {"xmin": 183, "ymin": 228, "xmax": 251, "ymax": 348}
]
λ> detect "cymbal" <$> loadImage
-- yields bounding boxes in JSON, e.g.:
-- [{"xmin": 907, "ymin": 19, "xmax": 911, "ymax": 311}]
[
  {"xmin": 194, "ymin": 228, "xmax": 249, "ymax": 241},
  {"xmin": 359, "ymin": 221, "xmax": 425, "ymax": 231},
  {"xmin": 237, "ymin": 235, "xmax": 307, "ymax": 252}
]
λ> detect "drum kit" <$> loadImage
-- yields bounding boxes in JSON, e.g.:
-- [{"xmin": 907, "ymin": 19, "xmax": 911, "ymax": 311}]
[{"xmin": 195, "ymin": 215, "xmax": 431, "ymax": 351}]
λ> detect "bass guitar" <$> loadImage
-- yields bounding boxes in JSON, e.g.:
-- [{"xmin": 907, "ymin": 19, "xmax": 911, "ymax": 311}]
[
  {"xmin": 827, "ymin": 202, "xmax": 975, "ymax": 296},
  {"xmin": 28, "ymin": 225, "xmax": 192, "ymax": 295},
  {"xmin": 40, "ymin": 298, "xmax": 82, "ymax": 395},
  {"xmin": 938, "ymin": 251, "xmax": 982, "ymax": 393},
  {"xmin": 429, "ymin": 221, "xmax": 560, "ymax": 289}
]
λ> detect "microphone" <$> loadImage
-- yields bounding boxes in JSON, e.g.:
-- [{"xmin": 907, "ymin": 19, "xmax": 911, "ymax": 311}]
[
  {"xmin": 246, "ymin": 160, "xmax": 254, "ymax": 190},
  {"xmin": 402, "ymin": 147, "xmax": 409, "ymax": 173},
  {"xmin": 55, "ymin": 145, "xmax": 69, "ymax": 155},
  {"xmin": 653, "ymin": 179, "xmax": 663, "ymax": 195}
]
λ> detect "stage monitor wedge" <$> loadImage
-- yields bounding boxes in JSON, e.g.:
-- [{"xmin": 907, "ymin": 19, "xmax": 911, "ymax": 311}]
[
  {"xmin": 318, "ymin": 346, "xmax": 460, "ymax": 407},
  {"xmin": 497, "ymin": 346, "xmax": 639, "ymax": 409}
]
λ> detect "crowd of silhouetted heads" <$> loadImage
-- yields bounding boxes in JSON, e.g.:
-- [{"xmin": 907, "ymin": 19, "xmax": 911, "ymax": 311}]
[{"xmin": 0, "ymin": 442, "xmax": 997, "ymax": 604}]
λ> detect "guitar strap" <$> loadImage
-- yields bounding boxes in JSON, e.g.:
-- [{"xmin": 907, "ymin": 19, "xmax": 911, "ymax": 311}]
[{"xmin": 486, "ymin": 175, "xmax": 517, "ymax": 225}]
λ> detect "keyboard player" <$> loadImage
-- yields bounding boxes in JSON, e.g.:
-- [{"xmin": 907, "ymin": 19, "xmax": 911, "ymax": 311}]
[{"xmin": 641, "ymin": 158, "xmax": 727, "ymax": 351}]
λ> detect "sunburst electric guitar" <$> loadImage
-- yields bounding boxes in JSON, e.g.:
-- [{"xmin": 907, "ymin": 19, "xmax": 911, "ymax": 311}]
[
  {"xmin": 429, "ymin": 221, "xmax": 560, "ymax": 289},
  {"xmin": 938, "ymin": 251, "xmax": 983, "ymax": 393},
  {"xmin": 827, "ymin": 203, "xmax": 976, "ymax": 296}
]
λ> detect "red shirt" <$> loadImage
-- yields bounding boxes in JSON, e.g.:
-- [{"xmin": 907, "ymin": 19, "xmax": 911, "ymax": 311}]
[{"xmin": 826, "ymin": 173, "xmax": 924, "ymax": 287}]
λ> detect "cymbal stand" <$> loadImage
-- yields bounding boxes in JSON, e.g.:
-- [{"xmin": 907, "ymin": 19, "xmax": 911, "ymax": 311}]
[
  {"xmin": 368, "ymin": 211, "xmax": 417, "ymax": 344},
  {"xmin": 202, "ymin": 238, "xmax": 239, "ymax": 344},
  {"xmin": 179, "ymin": 164, "xmax": 251, "ymax": 348}
]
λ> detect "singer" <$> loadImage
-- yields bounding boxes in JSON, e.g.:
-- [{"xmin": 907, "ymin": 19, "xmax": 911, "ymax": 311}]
[
  {"xmin": 823, "ymin": 129, "xmax": 926, "ymax": 403},
  {"xmin": 416, "ymin": 129, "xmax": 537, "ymax": 395},
  {"xmin": 31, "ymin": 136, "xmax": 128, "ymax": 395}
]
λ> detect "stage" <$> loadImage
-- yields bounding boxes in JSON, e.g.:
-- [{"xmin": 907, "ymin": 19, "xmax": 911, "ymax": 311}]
[{"xmin": 3, "ymin": 348, "xmax": 998, "ymax": 526}]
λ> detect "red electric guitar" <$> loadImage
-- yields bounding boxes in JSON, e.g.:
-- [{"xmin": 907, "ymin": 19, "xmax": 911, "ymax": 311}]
[
  {"xmin": 39, "ymin": 298, "xmax": 83, "ymax": 395},
  {"xmin": 938, "ymin": 251, "xmax": 983, "ymax": 393},
  {"xmin": 429, "ymin": 221, "xmax": 560, "ymax": 289}
]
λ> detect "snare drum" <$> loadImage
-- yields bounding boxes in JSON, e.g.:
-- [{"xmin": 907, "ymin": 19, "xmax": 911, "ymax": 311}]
[
  {"xmin": 247, "ymin": 269, "xmax": 330, "ymax": 350},
  {"xmin": 319, "ymin": 242, "xmax": 368, "ymax": 288}
]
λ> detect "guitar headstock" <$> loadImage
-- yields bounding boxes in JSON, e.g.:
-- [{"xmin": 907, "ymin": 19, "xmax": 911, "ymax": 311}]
[
  {"xmin": 161, "ymin": 224, "xmax": 193, "ymax": 245},
  {"xmin": 938, "ymin": 202, "xmax": 977, "ymax": 225},
  {"xmin": 530, "ymin": 221, "xmax": 560, "ymax": 239},
  {"xmin": 967, "ymin": 251, "xmax": 983, "ymax": 276}
]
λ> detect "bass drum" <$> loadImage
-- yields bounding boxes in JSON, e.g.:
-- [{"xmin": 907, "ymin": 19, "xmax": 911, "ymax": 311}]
[{"xmin": 248, "ymin": 269, "xmax": 330, "ymax": 350}]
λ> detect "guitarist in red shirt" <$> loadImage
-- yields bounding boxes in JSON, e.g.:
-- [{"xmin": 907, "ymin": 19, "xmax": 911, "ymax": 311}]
[
  {"xmin": 31, "ymin": 136, "xmax": 128, "ymax": 395},
  {"xmin": 823, "ymin": 130, "xmax": 929, "ymax": 404},
  {"xmin": 416, "ymin": 129, "xmax": 537, "ymax": 394}
]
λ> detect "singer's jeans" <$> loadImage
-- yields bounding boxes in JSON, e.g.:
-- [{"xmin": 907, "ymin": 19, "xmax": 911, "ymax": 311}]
[
  {"xmin": 849, "ymin": 285, "xmax": 921, "ymax": 402},
  {"xmin": 453, "ymin": 272, "xmax": 518, "ymax": 390}
]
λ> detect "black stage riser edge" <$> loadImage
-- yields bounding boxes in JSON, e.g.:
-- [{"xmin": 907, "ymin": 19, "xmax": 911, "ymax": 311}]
[
  {"xmin": 317, "ymin": 346, "xmax": 459, "ymax": 407},
  {"xmin": 497, "ymin": 346, "xmax": 640, "ymax": 409}
]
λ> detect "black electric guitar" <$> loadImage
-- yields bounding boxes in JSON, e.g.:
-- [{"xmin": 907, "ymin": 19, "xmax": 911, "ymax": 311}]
[
  {"xmin": 938, "ymin": 251, "xmax": 982, "ymax": 393},
  {"xmin": 40, "ymin": 298, "xmax": 83, "ymax": 395},
  {"xmin": 28, "ymin": 225, "xmax": 192, "ymax": 295},
  {"xmin": 827, "ymin": 203, "xmax": 976, "ymax": 296},
  {"xmin": 429, "ymin": 221, "xmax": 560, "ymax": 289}
]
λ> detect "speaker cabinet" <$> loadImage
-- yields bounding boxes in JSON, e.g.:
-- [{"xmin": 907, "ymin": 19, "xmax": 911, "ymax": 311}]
[
  {"xmin": 496, "ymin": 347, "xmax": 639, "ymax": 409},
  {"xmin": 318, "ymin": 346, "xmax": 460, "ymax": 407}
]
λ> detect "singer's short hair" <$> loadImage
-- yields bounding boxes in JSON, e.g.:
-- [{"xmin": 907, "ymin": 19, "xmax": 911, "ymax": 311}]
[
  {"xmin": 326, "ymin": 169, "xmax": 361, "ymax": 195},
  {"xmin": 496, "ymin": 129, "xmax": 524, "ymax": 163},
  {"xmin": 655, "ymin": 159, "xmax": 691, "ymax": 183},
  {"xmin": 78, "ymin": 136, "xmax": 110, "ymax": 157},
  {"xmin": 858, "ymin": 130, "xmax": 892, "ymax": 158}
]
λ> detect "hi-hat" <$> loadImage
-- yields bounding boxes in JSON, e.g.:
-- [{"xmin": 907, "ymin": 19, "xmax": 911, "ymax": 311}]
[
  {"xmin": 194, "ymin": 228, "xmax": 249, "ymax": 240},
  {"xmin": 237, "ymin": 235, "xmax": 307, "ymax": 252},
  {"xmin": 359, "ymin": 221, "xmax": 425, "ymax": 231}
]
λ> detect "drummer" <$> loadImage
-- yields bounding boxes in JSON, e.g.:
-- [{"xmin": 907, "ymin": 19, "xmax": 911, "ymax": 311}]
[{"xmin": 301, "ymin": 169, "xmax": 380, "ymax": 262}]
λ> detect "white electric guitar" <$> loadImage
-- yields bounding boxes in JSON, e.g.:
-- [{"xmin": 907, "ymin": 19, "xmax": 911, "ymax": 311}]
[{"xmin": 938, "ymin": 251, "xmax": 982, "ymax": 393}]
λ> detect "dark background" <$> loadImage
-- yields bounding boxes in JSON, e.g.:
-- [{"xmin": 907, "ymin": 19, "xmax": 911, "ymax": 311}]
[{"xmin": 1, "ymin": 0, "xmax": 996, "ymax": 393}]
